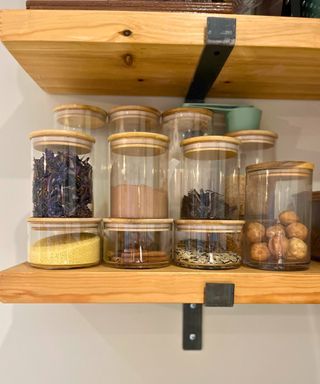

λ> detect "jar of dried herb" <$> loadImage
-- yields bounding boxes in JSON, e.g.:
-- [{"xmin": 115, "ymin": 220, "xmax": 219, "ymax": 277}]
[{"xmin": 30, "ymin": 130, "xmax": 95, "ymax": 218}]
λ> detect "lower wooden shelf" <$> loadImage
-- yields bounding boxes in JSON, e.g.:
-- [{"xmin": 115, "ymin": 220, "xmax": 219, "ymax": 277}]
[{"xmin": 1, "ymin": 262, "xmax": 320, "ymax": 304}]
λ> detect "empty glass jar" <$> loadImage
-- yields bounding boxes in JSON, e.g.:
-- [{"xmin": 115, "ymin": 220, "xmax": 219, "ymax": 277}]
[
  {"xmin": 108, "ymin": 132, "xmax": 169, "ymax": 218},
  {"xmin": 30, "ymin": 130, "xmax": 95, "ymax": 218},
  {"xmin": 103, "ymin": 218, "xmax": 173, "ymax": 268},
  {"xmin": 28, "ymin": 218, "xmax": 101, "ymax": 269},
  {"xmin": 109, "ymin": 105, "xmax": 161, "ymax": 133},
  {"xmin": 243, "ymin": 161, "xmax": 313, "ymax": 271},
  {"xmin": 180, "ymin": 136, "xmax": 240, "ymax": 220}
]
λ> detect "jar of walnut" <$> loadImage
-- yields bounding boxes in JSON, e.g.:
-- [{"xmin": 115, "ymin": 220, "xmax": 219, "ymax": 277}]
[{"xmin": 243, "ymin": 161, "xmax": 314, "ymax": 271}]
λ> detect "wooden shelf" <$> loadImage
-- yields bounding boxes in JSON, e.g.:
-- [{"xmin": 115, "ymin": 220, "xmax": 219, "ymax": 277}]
[
  {"xmin": 1, "ymin": 10, "xmax": 320, "ymax": 99},
  {"xmin": 1, "ymin": 262, "xmax": 320, "ymax": 304}
]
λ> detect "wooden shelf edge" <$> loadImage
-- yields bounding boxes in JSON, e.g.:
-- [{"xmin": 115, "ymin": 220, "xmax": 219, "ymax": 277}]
[{"xmin": 1, "ymin": 262, "xmax": 320, "ymax": 304}]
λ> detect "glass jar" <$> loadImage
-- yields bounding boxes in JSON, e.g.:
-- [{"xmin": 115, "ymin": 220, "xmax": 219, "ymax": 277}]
[
  {"xmin": 174, "ymin": 220, "xmax": 244, "ymax": 269},
  {"xmin": 108, "ymin": 132, "xmax": 169, "ymax": 218},
  {"xmin": 28, "ymin": 218, "xmax": 101, "ymax": 269},
  {"xmin": 103, "ymin": 218, "xmax": 173, "ymax": 268},
  {"xmin": 162, "ymin": 107, "xmax": 214, "ymax": 219},
  {"xmin": 227, "ymin": 130, "xmax": 278, "ymax": 218},
  {"xmin": 53, "ymin": 104, "xmax": 107, "ymax": 133},
  {"xmin": 30, "ymin": 130, "xmax": 95, "ymax": 218},
  {"xmin": 243, "ymin": 161, "xmax": 314, "ymax": 271},
  {"xmin": 109, "ymin": 105, "xmax": 161, "ymax": 133},
  {"xmin": 311, "ymin": 191, "xmax": 320, "ymax": 260},
  {"xmin": 180, "ymin": 136, "xmax": 240, "ymax": 220}
]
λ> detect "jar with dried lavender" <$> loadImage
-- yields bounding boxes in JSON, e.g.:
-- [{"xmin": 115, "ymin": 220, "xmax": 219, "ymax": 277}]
[
  {"xmin": 30, "ymin": 130, "xmax": 95, "ymax": 218},
  {"xmin": 180, "ymin": 136, "xmax": 240, "ymax": 220}
]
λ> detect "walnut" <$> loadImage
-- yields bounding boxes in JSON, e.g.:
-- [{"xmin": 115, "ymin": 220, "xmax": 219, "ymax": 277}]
[
  {"xmin": 286, "ymin": 237, "xmax": 308, "ymax": 261},
  {"xmin": 246, "ymin": 222, "xmax": 265, "ymax": 243},
  {"xmin": 286, "ymin": 222, "xmax": 308, "ymax": 241},
  {"xmin": 266, "ymin": 224, "xmax": 285, "ymax": 238},
  {"xmin": 250, "ymin": 242, "xmax": 270, "ymax": 262},
  {"xmin": 279, "ymin": 210, "xmax": 299, "ymax": 226},
  {"xmin": 268, "ymin": 233, "xmax": 289, "ymax": 257}
]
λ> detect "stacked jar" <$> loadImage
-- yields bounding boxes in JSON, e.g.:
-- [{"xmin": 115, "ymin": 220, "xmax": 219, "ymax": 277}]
[
  {"xmin": 27, "ymin": 104, "xmax": 107, "ymax": 269},
  {"xmin": 104, "ymin": 106, "xmax": 173, "ymax": 268}
]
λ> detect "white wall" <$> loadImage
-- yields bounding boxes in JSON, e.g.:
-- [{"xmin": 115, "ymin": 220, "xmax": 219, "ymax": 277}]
[{"xmin": 1, "ymin": 1, "xmax": 320, "ymax": 383}]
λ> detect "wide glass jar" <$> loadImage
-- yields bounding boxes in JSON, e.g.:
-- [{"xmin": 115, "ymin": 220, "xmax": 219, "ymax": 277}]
[
  {"xmin": 174, "ymin": 220, "xmax": 244, "ymax": 269},
  {"xmin": 103, "ymin": 218, "xmax": 173, "ymax": 268},
  {"xmin": 30, "ymin": 130, "xmax": 95, "ymax": 218},
  {"xmin": 109, "ymin": 105, "xmax": 161, "ymax": 133},
  {"xmin": 180, "ymin": 136, "xmax": 240, "ymax": 220},
  {"xmin": 243, "ymin": 161, "xmax": 314, "ymax": 271},
  {"xmin": 53, "ymin": 104, "xmax": 107, "ymax": 133},
  {"xmin": 108, "ymin": 132, "xmax": 169, "ymax": 218},
  {"xmin": 162, "ymin": 107, "xmax": 214, "ymax": 219},
  {"xmin": 28, "ymin": 218, "xmax": 101, "ymax": 269},
  {"xmin": 311, "ymin": 191, "xmax": 320, "ymax": 260},
  {"xmin": 227, "ymin": 130, "xmax": 278, "ymax": 218}
]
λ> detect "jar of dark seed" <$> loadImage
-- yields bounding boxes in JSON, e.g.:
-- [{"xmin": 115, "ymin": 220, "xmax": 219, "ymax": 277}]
[
  {"xmin": 30, "ymin": 130, "xmax": 95, "ymax": 218},
  {"xmin": 180, "ymin": 136, "xmax": 240, "ymax": 220},
  {"xmin": 103, "ymin": 218, "xmax": 173, "ymax": 268},
  {"xmin": 53, "ymin": 104, "xmax": 107, "ymax": 134},
  {"xmin": 174, "ymin": 220, "xmax": 245, "ymax": 269},
  {"xmin": 162, "ymin": 107, "xmax": 214, "ymax": 219}
]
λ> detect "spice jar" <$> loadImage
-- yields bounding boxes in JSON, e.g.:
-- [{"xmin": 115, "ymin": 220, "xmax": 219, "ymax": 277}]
[
  {"xmin": 180, "ymin": 136, "xmax": 240, "ymax": 220},
  {"xmin": 243, "ymin": 161, "xmax": 314, "ymax": 271},
  {"xmin": 103, "ymin": 218, "xmax": 173, "ymax": 268},
  {"xmin": 28, "ymin": 218, "xmax": 101, "ymax": 269},
  {"xmin": 30, "ymin": 130, "xmax": 95, "ymax": 218},
  {"xmin": 53, "ymin": 104, "xmax": 107, "ymax": 134},
  {"xmin": 108, "ymin": 132, "xmax": 169, "ymax": 218},
  {"xmin": 311, "ymin": 192, "xmax": 320, "ymax": 260},
  {"xmin": 174, "ymin": 220, "xmax": 244, "ymax": 269},
  {"xmin": 227, "ymin": 130, "xmax": 278, "ymax": 218},
  {"xmin": 162, "ymin": 107, "xmax": 214, "ymax": 219},
  {"xmin": 109, "ymin": 105, "xmax": 161, "ymax": 134}
]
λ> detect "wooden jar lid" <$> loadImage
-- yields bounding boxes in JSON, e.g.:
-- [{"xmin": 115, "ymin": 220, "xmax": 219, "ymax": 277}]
[
  {"xmin": 227, "ymin": 130, "xmax": 278, "ymax": 147},
  {"xmin": 28, "ymin": 217, "xmax": 101, "ymax": 230},
  {"xmin": 162, "ymin": 107, "xmax": 214, "ymax": 119},
  {"xmin": 53, "ymin": 104, "xmax": 107, "ymax": 129},
  {"xmin": 175, "ymin": 219, "xmax": 245, "ymax": 233},
  {"xmin": 104, "ymin": 218, "xmax": 173, "ymax": 231},
  {"xmin": 313, "ymin": 191, "xmax": 320, "ymax": 201},
  {"xmin": 109, "ymin": 105, "xmax": 161, "ymax": 117},
  {"xmin": 246, "ymin": 161, "xmax": 314, "ymax": 172}
]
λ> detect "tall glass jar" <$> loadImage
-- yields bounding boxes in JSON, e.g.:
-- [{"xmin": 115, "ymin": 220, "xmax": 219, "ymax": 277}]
[
  {"xmin": 108, "ymin": 132, "xmax": 169, "ymax": 218},
  {"xmin": 103, "ymin": 218, "xmax": 173, "ymax": 268},
  {"xmin": 243, "ymin": 161, "xmax": 314, "ymax": 271},
  {"xmin": 162, "ymin": 107, "xmax": 214, "ymax": 219},
  {"xmin": 53, "ymin": 104, "xmax": 107, "ymax": 134},
  {"xmin": 109, "ymin": 105, "xmax": 161, "ymax": 134},
  {"xmin": 227, "ymin": 130, "xmax": 278, "ymax": 218},
  {"xmin": 30, "ymin": 130, "xmax": 95, "ymax": 218},
  {"xmin": 28, "ymin": 218, "xmax": 101, "ymax": 269},
  {"xmin": 180, "ymin": 136, "xmax": 240, "ymax": 220},
  {"xmin": 311, "ymin": 191, "xmax": 320, "ymax": 260}
]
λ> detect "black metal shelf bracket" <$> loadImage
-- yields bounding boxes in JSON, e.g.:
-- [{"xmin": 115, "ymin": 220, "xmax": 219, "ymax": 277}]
[
  {"xmin": 183, "ymin": 283, "xmax": 235, "ymax": 350},
  {"xmin": 185, "ymin": 17, "xmax": 236, "ymax": 103}
]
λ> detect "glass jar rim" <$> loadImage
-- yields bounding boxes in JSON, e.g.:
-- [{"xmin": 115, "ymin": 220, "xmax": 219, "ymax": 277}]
[
  {"xmin": 28, "ymin": 218, "xmax": 101, "ymax": 230},
  {"xmin": 246, "ymin": 161, "xmax": 314, "ymax": 173},
  {"xmin": 104, "ymin": 218, "xmax": 173, "ymax": 231},
  {"xmin": 53, "ymin": 104, "xmax": 107, "ymax": 117},
  {"xmin": 175, "ymin": 219, "xmax": 245, "ymax": 232},
  {"xmin": 227, "ymin": 130, "xmax": 278, "ymax": 146},
  {"xmin": 29, "ymin": 129, "xmax": 96, "ymax": 143},
  {"xmin": 109, "ymin": 105, "xmax": 161, "ymax": 117}
]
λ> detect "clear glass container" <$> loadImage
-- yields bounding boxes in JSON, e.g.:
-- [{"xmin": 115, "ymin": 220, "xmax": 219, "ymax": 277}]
[
  {"xmin": 28, "ymin": 218, "xmax": 101, "ymax": 269},
  {"xmin": 180, "ymin": 136, "xmax": 240, "ymax": 220},
  {"xmin": 30, "ymin": 130, "xmax": 95, "ymax": 218},
  {"xmin": 227, "ymin": 130, "xmax": 278, "ymax": 218},
  {"xmin": 174, "ymin": 220, "xmax": 244, "ymax": 269},
  {"xmin": 53, "ymin": 104, "xmax": 107, "ymax": 134},
  {"xmin": 162, "ymin": 107, "xmax": 214, "ymax": 219},
  {"xmin": 103, "ymin": 218, "xmax": 173, "ymax": 268},
  {"xmin": 311, "ymin": 191, "xmax": 320, "ymax": 260},
  {"xmin": 109, "ymin": 105, "xmax": 161, "ymax": 133},
  {"xmin": 243, "ymin": 161, "xmax": 314, "ymax": 271},
  {"xmin": 108, "ymin": 132, "xmax": 169, "ymax": 218}
]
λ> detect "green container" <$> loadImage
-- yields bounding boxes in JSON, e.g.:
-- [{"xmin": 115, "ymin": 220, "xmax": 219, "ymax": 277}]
[{"xmin": 301, "ymin": 0, "xmax": 320, "ymax": 17}]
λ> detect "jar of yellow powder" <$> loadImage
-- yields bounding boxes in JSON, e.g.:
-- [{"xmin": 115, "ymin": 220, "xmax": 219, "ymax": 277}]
[{"xmin": 28, "ymin": 218, "xmax": 101, "ymax": 269}]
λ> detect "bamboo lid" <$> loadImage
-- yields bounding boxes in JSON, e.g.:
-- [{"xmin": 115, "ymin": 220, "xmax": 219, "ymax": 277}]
[
  {"xmin": 227, "ymin": 130, "xmax": 278, "ymax": 146},
  {"xmin": 103, "ymin": 218, "xmax": 173, "ymax": 224},
  {"xmin": 104, "ymin": 218, "xmax": 173, "ymax": 231},
  {"xmin": 162, "ymin": 107, "xmax": 213, "ymax": 119},
  {"xmin": 175, "ymin": 219, "xmax": 245, "ymax": 233},
  {"xmin": 246, "ymin": 161, "xmax": 314, "ymax": 172},
  {"xmin": 28, "ymin": 218, "xmax": 101, "ymax": 224},
  {"xmin": 313, "ymin": 191, "xmax": 320, "ymax": 201},
  {"xmin": 29, "ymin": 130, "xmax": 95, "ymax": 142},
  {"xmin": 53, "ymin": 104, "xmax": 107, "ymax": 129},
  {"xmin": 109, "ymin": 105, "xmax": 161, "ymax": 117}
]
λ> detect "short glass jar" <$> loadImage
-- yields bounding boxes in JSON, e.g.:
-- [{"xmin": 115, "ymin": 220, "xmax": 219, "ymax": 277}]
[
  {"xmin": 53, "ymin": 104, "xmax": 107, "ymax": 134},
  {"xmin": 227, "ymin": 130, "xmax": 278, "ymax": 218},
  {"xmin": 162, "ymin": 107, "xmax": 214, "ymax": 219},
  {"xmin": 30, "ymin": 130, "xmax": 95, "ymax": 218},
  {"xmin": 180, "ymin": 136, "xmax": 240, "ymax": 220},
  {"xmin": 243, "ymin": 161, "xmax": 314, "ymax": 271},
  {"xmin": 103, "ymin": 218, "xmax": 173, "ymax": 268},
  {"xmin": 109, "ymin": 105, "xmax": 161, "ymax": 133},
  {"xmin": 174, "ymin": 220, "xmax": 244, "ymax": 269},
  {"xmin": 28, "ymin": 218, "xmax": 101, "ymax": 269},
  {"xmin": 311, "ymin": 191, "xmax": 320, "ymax": 260},
  {"xmin": 108, "ymin": 132, "xmax": 169, "ymax": 218}
]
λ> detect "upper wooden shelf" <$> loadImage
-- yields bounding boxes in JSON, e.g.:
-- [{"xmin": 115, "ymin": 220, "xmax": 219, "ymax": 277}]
[
  {"xmin": 1, "ymin": 262, "xmax": 320, "ymax": 304},
  {"xmin": 1, "ymin": 10, "xmax": 320, "ymax": 99}
]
